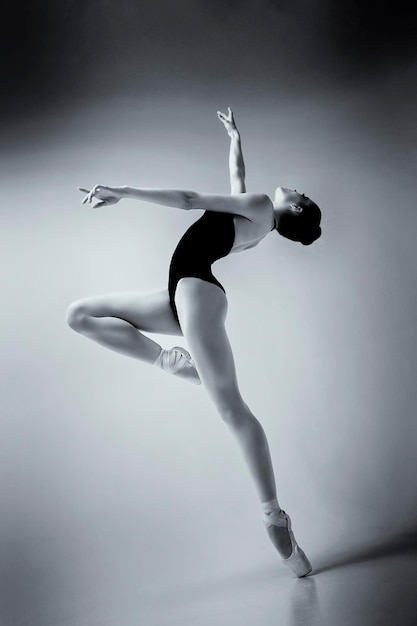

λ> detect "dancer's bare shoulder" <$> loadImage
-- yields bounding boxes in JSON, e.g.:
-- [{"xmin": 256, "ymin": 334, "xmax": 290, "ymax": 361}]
[
  {"xmin": 190, "ymin": 191, "xmax": 271, "ymax": 221},
  {"xmin": 231, "ymin": 195, "xmax": 274, "ymax": 253}
]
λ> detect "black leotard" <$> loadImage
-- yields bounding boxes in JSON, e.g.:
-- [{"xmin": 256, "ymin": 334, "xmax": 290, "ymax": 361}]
[{"xmin": 168, "ymin": 211, "xmax": 236, "ymax": 323}]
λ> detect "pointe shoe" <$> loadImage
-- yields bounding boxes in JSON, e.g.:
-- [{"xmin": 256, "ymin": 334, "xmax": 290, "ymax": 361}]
[
  {"xmin": 263, "ymin": 509, "xmax": 312, "ymax": 577},
  {"xmin": 154, "ymin": 346, "xmax": 201, "ymax": 385}
]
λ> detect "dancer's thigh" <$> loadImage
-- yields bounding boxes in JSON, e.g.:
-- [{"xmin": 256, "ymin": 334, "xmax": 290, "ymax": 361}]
[
  {"xmin": 175, "ymin": 277, "xmax": 244, "ymax": 412},
  {"xmin": 68, "ymin": 288, "xmax": 183, "ymax": 336}
]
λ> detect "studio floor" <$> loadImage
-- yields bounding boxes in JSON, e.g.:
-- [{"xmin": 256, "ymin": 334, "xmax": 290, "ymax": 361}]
[{"xmin": 3, "ymin": 526, "xmax": 417, "ymax": 626}]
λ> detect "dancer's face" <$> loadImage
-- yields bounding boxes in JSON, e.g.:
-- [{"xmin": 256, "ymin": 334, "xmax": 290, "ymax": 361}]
[
  {"xmin": 272, "ymin": 187, "xmax": 322, "ymax": 245},
  {"xmin": 273, "ymin": 188, "xmax": 305, "ymax": 228},
  {"xmin": 273, "ymin": 187, "xmax": 305, "ymax": 211}
]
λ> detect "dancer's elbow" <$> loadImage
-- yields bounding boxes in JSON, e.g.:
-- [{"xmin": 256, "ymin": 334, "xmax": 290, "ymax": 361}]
[{"xmin": 184, "ymin": 191, "xmax": 197, "ymax": 210}]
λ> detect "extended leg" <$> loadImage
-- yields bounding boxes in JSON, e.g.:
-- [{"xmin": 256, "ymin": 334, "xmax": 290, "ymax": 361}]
[{"xmin": 175, "ymin": 277, "xmax": 294, "ymax": 559}]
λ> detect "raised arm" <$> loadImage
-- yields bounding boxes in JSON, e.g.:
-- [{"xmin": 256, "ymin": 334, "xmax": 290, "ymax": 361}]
[{"xmin": 217, "ymin": 107, "xmax": 246, "ymax": 194}]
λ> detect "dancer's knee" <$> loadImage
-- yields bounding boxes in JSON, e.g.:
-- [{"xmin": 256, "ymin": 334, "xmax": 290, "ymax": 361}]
[
  {"xmin": 66, "ymin": 301, "xmax": 91, "ymax": 331},
  {"xmin": 215, "ymin": 391, "xmax": 249, "ymax": 425}
]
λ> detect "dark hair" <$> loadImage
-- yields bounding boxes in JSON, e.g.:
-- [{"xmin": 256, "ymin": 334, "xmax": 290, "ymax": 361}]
[{"xmin": 278, "ymin": 198, "xmax": 322, "ymax": 246}]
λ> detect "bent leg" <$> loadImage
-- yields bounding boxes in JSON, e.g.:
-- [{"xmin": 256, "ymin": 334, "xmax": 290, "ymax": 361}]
[{"xmin": 66, "ymin": 288, "xmax": 183, "ymax": 364}]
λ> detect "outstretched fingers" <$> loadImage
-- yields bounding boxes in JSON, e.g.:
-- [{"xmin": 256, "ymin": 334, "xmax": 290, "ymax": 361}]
[
  {"xmin": 92, "ymin": 200, "xmax": 107, "ymax": 209},
  {"xmin": 78, "ymin": 187, "xmax": 90, "ymax": 204},
  {"xmin": 217, "ymin": 106, "xmax": 233, "ymax": 121},
  {"xmin": 78, "ymin": 184, "xmax": 104, "ymax": 207}
]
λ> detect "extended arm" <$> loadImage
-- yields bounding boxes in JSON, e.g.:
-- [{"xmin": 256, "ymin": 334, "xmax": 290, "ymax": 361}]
[
  {"xmin": 123, "ymin": 186, "xmax": 265, "ymax": 220},
  {"xmin": 121, "ymin": 186, "xmax": 192, "ymax": 210},
  {"xmin": 79, "ymin": 183, "xmax": 268, "ymax": 220},
  {"xmin": 217, "ymin": 107, "xmax": 246, "ymax": 194},
  {"xmin": 80, "ymin": 184, "xmax": 193, "ymax": 210}
]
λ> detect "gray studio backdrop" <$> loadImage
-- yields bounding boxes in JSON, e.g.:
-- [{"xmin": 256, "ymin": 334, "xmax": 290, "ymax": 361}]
[
  {"xmin": 1, "ymin": 1, "xmax": 417, "ymax": 624},
  {"xmin": 2, "ymin": 86, "xmax": 417, "ymax": 617}
]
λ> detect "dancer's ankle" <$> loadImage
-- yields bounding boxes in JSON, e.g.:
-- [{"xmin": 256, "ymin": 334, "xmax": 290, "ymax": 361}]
[
  {"xmin": 262, "ymin": 497, "xmax": 282, "ymax": 517},
  {"xmin": 153, "ymin": 346, "xmax": 201, "ymax": 385},
  {"xmin": 153, "ymin": 347, "xmax": 166, "ymax": 368}
]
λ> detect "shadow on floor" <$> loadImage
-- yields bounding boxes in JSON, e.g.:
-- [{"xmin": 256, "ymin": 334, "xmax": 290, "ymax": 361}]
[
  {"xmin": 312, "ymin": 530, "xmax": 417, "ymax": 575},
  {"xmin": 148, "ymin": 530, "xmax": 417, "ymax": 607}
]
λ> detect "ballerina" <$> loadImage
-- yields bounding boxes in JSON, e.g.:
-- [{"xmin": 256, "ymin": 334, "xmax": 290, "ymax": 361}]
[{"xmin": 68, "ymin": 107, "xmax": 321, "ymax": 576}]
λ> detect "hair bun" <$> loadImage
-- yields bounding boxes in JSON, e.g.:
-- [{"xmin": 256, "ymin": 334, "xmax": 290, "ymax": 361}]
[{"xmin": 301, "ymin": 225, "xmax": 321, "ymax": 246}]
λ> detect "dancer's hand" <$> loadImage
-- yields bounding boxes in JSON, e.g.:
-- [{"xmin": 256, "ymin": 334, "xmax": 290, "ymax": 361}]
[
  {"xmin": 78, "ymin": 184, "xmax": 124, "ymax": 208},
  {"xmin": 217, "ymin": 107, "xmax": 238, "ymax": 136}
]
